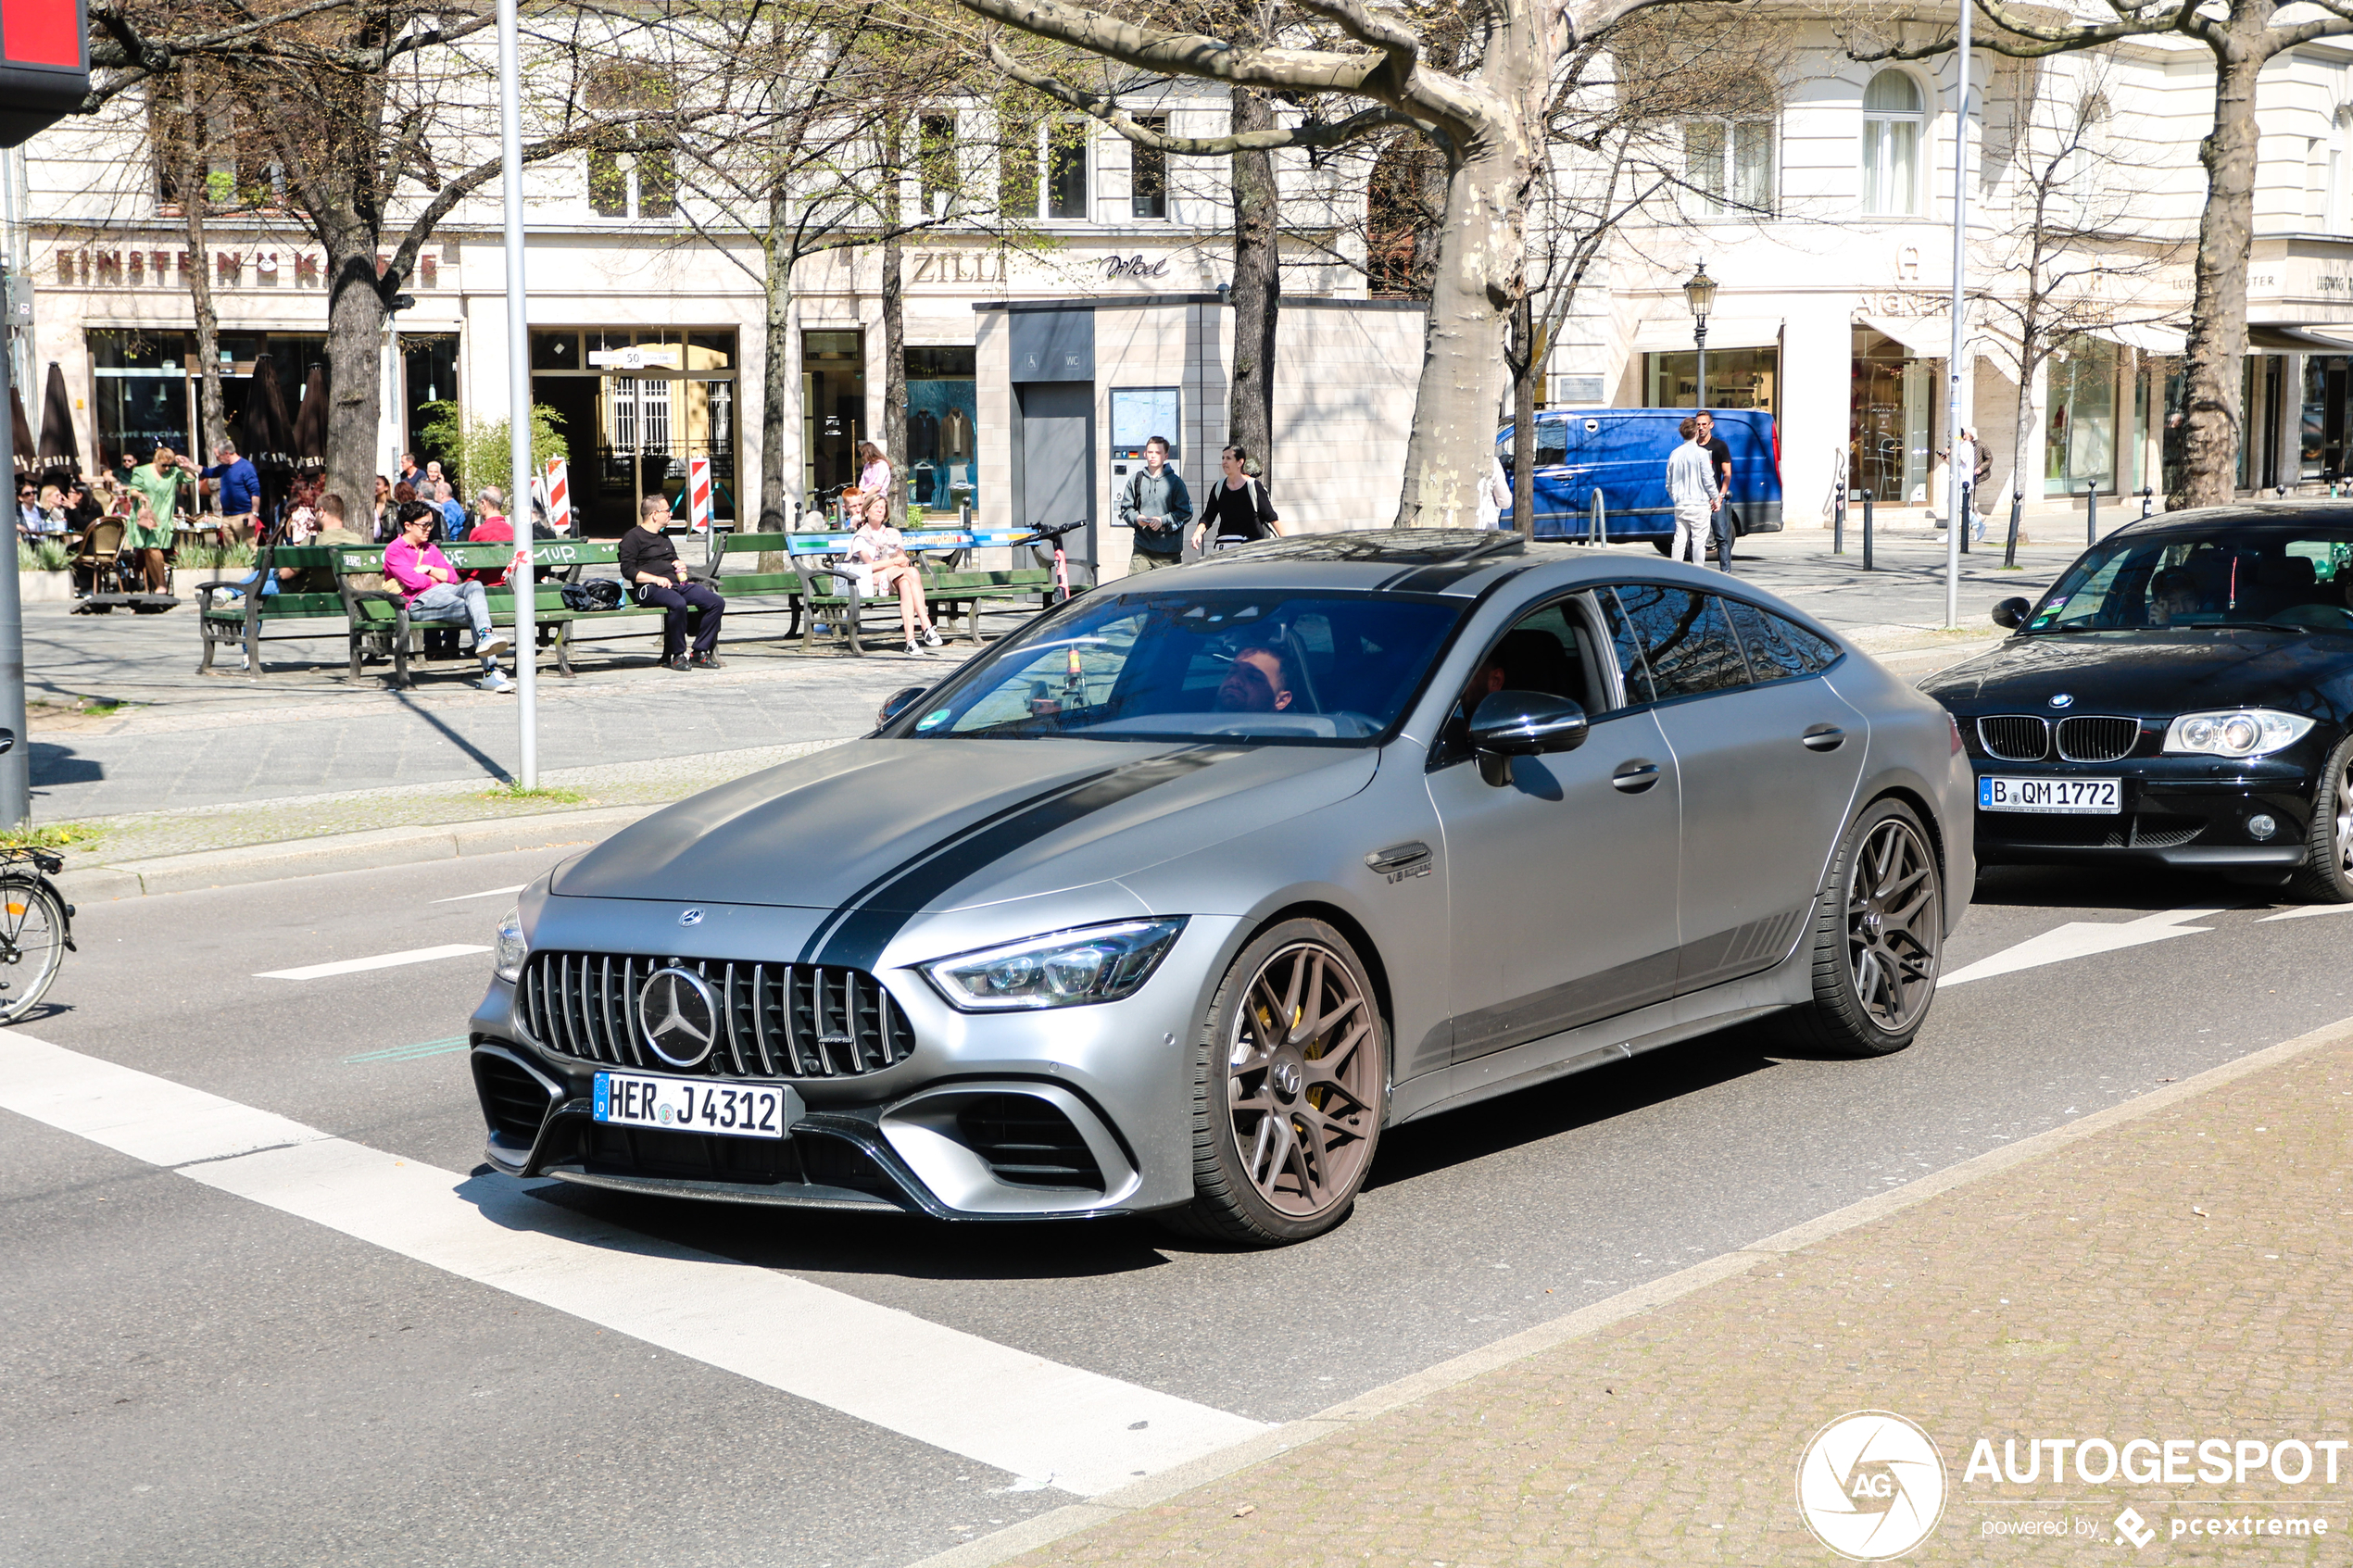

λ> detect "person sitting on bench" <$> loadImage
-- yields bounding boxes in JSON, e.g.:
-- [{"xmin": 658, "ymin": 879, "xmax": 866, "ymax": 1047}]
[
  {"xmin": 385, "ymin": 502, "xmax": 513, "ymax": 693},
  {"xmin": 618, "ymin": 493, "xmax": 725, "ymax": 671}
]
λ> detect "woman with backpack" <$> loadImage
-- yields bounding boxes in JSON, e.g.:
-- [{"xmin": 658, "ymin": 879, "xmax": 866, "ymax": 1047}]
[{"xmin": 1189, "ymin": 445, "xmax": 1284, "ymax": 553}]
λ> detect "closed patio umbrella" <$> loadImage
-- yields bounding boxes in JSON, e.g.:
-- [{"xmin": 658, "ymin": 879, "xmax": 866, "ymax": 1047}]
[
  {"xmin": 36, "ymin": 361, "xmax": 80, "ymax": 487},
  {"xmin": 10, "ymin": 383, "xmax": 34, "ymax": 480},
  {"xmin": 239, "ymin": 349, "xmax": 295, "ymax": 470},
  {"xmin": 289, "ymin": 362, "xmax": 328, "ymax": 473}
]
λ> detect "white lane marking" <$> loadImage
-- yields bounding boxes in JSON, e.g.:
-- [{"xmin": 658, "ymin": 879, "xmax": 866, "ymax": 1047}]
[
  {"xmin": 255, "ymin": 944, "xmax": 491, "ymax": 981},
  {"xmin": 0, "ymin": 1034, "xmax": 1266, "ymax": 1495},
  {"xmin": 1938, "ymin": 908, "xmax": 2219, "ymax": 988},
  {"xmin": 430, "ymin": 885, "xmax": 527, "ymax": 905},
  {"xmin": 2259, "ymin": 901, "xmax": 2353, "ymax": 922}
]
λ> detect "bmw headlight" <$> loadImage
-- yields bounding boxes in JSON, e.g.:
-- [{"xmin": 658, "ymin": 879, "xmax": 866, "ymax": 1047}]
[
  {"xmin": 494, "ymin": 906, "xmax": 527, "ymax": 983},
  {"xmin": 922, "ymin": 919, "xmax": 1188, "ymax": 1011},
  {"xmin": 2162, "ymin": 709, "xmax": 2315, "ymax": 759}
]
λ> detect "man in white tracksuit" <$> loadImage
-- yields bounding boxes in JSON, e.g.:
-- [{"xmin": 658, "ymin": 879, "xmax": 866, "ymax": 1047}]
[{"xmin": 1665, "ymin": 416, "xmax": 1719, "ymax": 565}]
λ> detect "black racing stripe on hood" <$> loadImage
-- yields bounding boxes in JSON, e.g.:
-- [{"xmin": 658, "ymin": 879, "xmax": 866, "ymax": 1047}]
[
  {"xmin": 812, "ymin": 746, "xmax": 1246, "ymax": 972},
  {"xmin": 1377, "ymin": 557, "xmax": 1541, "ymax": 596}
]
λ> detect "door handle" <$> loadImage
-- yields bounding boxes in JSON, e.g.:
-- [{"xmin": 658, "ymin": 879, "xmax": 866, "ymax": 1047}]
[
  {"xmin": 1611, "ymin": 760, "xmax": 1661, "ymax": 793},
  {"xmin": 1802, "ymin": 724, "xmax": 1847, "ymax": 752}
]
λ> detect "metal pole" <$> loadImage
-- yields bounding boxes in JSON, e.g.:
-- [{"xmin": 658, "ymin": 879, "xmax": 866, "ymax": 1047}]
[
  {"xmin": 2085, "ymin": 483, "xmax": 2098, "ymax": 546},
  {"xmin": 2140, "ymin": 485, "xmax": 2155, "ymax": 519},
  {"xmin": 497, "ymin": 0, "xmax": 536, "ymax": 787},
  {"xmin": 1694, "ymin": 319, "xmax": 1707, "ymax": 413},
  {"xmin": 2003, "ymin": 491, "xmax": 2023, "ymax": 569},
  {"xmin": 1861, "ymin": 488, "xmax": 1875, "ymax": 571},
  {"xmin": 1944, "ymin": 0, "xmax": 1972, "ymax": 630},
  {"xmin": 0, "ymin": 335, "xmax": 28, "ymax": 828}
]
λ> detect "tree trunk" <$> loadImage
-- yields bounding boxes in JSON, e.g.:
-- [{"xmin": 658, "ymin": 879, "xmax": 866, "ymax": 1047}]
[
  {"xmin": 1227, "ymin": 85, "xmax": 1279, "ymax": 472},
  {"xmin": 322, "ymin": 248, "xmax": 388, "ymax": 508},
  {"xmin": 1510, "ymin": 292, "xmax": 1536, "ymax": 538},
  {"xmin": 2179, "ymin": 44, "xmax": 2263, "ymax": 508},
  {"xmin": 758, "ymin": 218, "xmax": 794, "ymax": 527},
  {"xmin": 179, "ymin": 80, "xmax": 226, "ymax": 465},
  {"xmin": 1394, "ymin": 133, "xmax": 1533, "ymax": 529},
  {"xmin": 2013, "ymin": 348, "xmax": 2039, "ymax": 536},
  {"xmin": 883, "ymin": 231, "xmax": 908, "ymax": 522}
]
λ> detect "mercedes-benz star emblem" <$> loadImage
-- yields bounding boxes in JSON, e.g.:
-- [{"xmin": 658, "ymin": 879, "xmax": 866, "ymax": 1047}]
[
  {"xmin": 678, "ymin": 908, "xmax": 705, "ymax": 927},
  {"xmin": 638, "ymin": 966, "xmax": 719, "ymax": 1068},
  {"xmin": 2048, "ymin": 693, "xmax": 2075, "ymax": 709}
]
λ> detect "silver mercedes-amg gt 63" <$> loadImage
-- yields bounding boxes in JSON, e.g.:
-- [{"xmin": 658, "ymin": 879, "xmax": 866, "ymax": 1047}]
[{"xmin": 470, "ymin": 532, "xmax": 1973, "ymax": 1244}]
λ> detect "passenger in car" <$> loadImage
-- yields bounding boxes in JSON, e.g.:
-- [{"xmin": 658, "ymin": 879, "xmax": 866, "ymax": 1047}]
[{"xmin": 1214, "ymin": 644, "xmax": 1296, "ymax": 713}]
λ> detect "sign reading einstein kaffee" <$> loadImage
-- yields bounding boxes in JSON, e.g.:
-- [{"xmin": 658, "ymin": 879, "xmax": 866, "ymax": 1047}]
[{"xmin": 50, "ymin": 245, "xmax": 447, "ymax": 292}]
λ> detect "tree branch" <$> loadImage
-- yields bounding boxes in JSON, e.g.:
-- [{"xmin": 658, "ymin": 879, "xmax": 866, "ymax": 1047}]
[{"xmin": 985, "ymin": 39, "xmax": 1416, "ymax": 151}]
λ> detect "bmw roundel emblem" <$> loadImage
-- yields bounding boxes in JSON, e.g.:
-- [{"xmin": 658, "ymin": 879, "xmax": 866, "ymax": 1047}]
[
  {"xmin": 639, "ymin": 966, "xmax": 720, "ymax": 1068},
  {"xmin": 2048, "ymin": 693, "xmax": 2074, "ymax": 709},
  {"xmin": 678, "ymin": 908, "xmax": 704, "ymax": 926}
]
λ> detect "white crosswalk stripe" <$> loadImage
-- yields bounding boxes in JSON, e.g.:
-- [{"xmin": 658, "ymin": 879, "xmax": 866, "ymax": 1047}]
[{"xmin": 0, "ymin": 1034, "xmax": 1266, "ymax": 1495}]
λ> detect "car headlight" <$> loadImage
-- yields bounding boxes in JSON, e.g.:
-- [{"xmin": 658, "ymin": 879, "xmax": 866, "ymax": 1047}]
[
  {"xmin": 2162, "ymin": 709, "xmax": 2316, "ymax": 759},
  {"xmin": 494, "ymin": 906, "xmax": 527, "ymax": 983},
  {"xmin": 921, "ymin": 918, "xmax": 1188, "ymax": 1011}
]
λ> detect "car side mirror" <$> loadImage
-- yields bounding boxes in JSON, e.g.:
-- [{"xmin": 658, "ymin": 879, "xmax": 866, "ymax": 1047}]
[
  {"xmin": 876, "ymin": 685, "xmax": 929, "ymax": 728},
  {"xmin": 1991, "ymin": 596, "xmax": 2032, "ymax": 630},
  {"xmin": 1467, "ymin": 690, "xmax": 1588, "ymax": 785}
]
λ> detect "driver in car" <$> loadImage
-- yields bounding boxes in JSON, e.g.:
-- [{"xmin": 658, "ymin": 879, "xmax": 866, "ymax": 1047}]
[{"xmin": 1215, "ymin": 644, "xmax": 1296, "ymax": 713}]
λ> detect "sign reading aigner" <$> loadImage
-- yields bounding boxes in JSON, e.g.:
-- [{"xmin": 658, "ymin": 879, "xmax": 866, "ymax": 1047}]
[{"xmin": 0, "ymin": 0, "xmax": 88, "ymax": 149}]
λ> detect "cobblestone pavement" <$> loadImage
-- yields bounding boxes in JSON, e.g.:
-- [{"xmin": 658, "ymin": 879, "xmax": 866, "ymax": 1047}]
[{"xmin": 1002, "ymin": 1020, "xmax": 2353, "ymax": 1568}]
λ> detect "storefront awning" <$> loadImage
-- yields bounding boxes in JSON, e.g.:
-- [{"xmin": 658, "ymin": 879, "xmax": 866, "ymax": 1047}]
[
  {"xmin": 1856, "ymin": 314, "xmax": 1957, "ymax": 358},
  {"xmin": 2086, "ymin": 322, "xmax": 2188, "ymax": 356},
  {"xmin": 2248, "ymin": 323, "xmax": 2353, "ymax": 353},
  {"xmin": 1629, "ymin": 316, "xmax": 1783, "ymax": 353}
]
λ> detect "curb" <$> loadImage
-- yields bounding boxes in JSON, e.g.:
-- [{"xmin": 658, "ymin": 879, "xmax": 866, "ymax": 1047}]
[
  {"xmin": 906, "ymin": 1012, "xmax": 2353, "ymax": 1568},
  {"xmin": 54, "ymin": 805, "xmax": 657, "ymax": 901}
]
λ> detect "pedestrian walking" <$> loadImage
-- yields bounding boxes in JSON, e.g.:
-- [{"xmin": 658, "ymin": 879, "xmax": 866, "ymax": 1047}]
[
  {"xmin": 619, "ymin": 493, "xmax": 725, "ymax": 671},
  {"xmin": 1666, "ymin": 416, "xmax": 1718, "ymax": 566},
  {"xmin": 1189, "ymin": 445, "xmax": 1283, "ymax": 553},
  {"xmin": 1694, "ymin": 411, "xmax": 1735, "ymax": 572},
  {"xmin": 1475, "ymin": 454, "xmax": 1511, "ymax": 531},
  {"xmin": 1117, "ymin": 435, "xmax": 1193, "ymax": 571},
  {"xmin": 1953, "ymin": 427, "xmax": 1986, "ymax": 542},
  {"xmin": 855, "ymin": 440, "xmax": 894, "ymax": 510},
  {"xmin": 126, "ymin": 445, "xmax": 190, "ymax": 585},
  {"xmin": 384, "ymin": 501, "xmax": 513, "ymax": 691}
]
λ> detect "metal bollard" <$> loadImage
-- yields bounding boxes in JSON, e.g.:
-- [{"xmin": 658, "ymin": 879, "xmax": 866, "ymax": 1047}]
[
  {"xmin": 2140, "ymin": 486, "xmax": 2155, "ymax": 519},
  {"xmin": 1589, "ymin": 487, "xmax": 1606, "ymax": 546},
  {"xmin": 1860, "ymin": 489, "xmax": 1874, "ymax": 571},
  {"xmin": 1833, "ymin": 487, "xmax": 1845, "ymax": 555},
  {"xmin": 2003, "ymin": 493, "xmax": 2023, "ymax": 569},
  {"xmin": 2085, "ymin": 483, "xmax": 2098, "ymax": 546}
]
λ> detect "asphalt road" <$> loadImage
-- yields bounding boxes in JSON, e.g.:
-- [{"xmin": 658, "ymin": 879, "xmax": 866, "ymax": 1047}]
[{"xmin": 2, "ymin": 815, "xmax": 2341, "ymax": 1568}]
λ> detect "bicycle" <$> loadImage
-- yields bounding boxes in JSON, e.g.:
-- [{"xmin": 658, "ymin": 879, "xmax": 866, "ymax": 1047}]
[
  {"xmin": 1016, "ymin": 517, "xmax": 1086, "ymax": 604},
  {"xmin": 1013, "ymin": 518, "xmax": 1088, "ymax": 714},
  {"xmin": 0, "ymin": 847, "xmax": 73, "ymax": 1024}
]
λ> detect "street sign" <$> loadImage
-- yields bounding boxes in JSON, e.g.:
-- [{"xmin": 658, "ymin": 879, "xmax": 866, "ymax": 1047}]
[
  {"xmin": 585, "ymin": 345, "xmax": 679, "ymax": 372},
  {"xmin": 0, "ymin": 0, "xmax": 89, "ymax": 148},
  {"xmin": 686, "ymin": 456, "xmax": 712, "ymax": 533}
]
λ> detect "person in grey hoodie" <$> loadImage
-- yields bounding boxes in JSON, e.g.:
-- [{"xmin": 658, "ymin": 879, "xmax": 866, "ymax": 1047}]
[
  {"xmin": 1665, "ymin": 416, "xmax": 1719, "ymax": 566},
  {"xmin": 1118, "ymin": 436, "xmax": 1194, "ymax": 571}
]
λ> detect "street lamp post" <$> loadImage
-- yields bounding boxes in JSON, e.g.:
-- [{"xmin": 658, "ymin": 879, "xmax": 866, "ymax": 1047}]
[
  {"xmin": 1944, "ymin": 0, "xmax": 1974, "ymax": 629},
  {"xmin": 496, "ymin": 0, "xmax": 536, "ymax": 786},
  {"xmin": 1682, "ymin": 261, "xmax": 1717, "ymax": 414}
]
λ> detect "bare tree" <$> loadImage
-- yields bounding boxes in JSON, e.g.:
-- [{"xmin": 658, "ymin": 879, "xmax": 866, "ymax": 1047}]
[
  {"xmin": 1853, "ymin": 0, "xmax": 2353, "ymax": 508},
  {"xmin": 956, "ymin": 0, "xmax": 1692, "ymax": 527}
]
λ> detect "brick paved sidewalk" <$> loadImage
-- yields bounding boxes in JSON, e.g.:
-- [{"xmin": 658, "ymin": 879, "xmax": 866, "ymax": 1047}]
[{"xmin": 978, "ymin": 1020, "xmax": 2353, "ymax": 1568}]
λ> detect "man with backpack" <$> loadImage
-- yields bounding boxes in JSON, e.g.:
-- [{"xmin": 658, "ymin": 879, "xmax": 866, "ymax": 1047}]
[{"xmin": 1118, "ymin": 435, "xmax": 1193, "ymax": 572}]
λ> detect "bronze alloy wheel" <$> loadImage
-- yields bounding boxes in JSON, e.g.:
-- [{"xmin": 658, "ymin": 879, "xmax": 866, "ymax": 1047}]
[
  {"xmin": 1168, "ymin": 919, "xmax": 1387, "ymax": 1245},
  {"xmin": 1844, "ymin": 814, "xmax": 1939, "ymax": 1034},
  {"xmin": 1780, "ymin": 797, "xmax": 1944, "ymax": 1058}
]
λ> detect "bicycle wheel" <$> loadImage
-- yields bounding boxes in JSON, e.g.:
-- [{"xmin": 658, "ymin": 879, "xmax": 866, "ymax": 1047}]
[{"xmin": 0, "ymin": 877, "xmax": 68, "ymax": 1023}]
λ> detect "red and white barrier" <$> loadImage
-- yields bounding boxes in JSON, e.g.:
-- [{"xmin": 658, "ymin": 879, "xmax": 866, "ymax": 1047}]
[
  {"xmin": 686, "ymin": 456, "xmax": 713, "ymax": 533},
  {"xmin": 544, "ymin": 459, "xmax": 573, "ymax": 533}
]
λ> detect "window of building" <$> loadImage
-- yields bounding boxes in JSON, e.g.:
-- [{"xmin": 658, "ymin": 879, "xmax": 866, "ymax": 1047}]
[
  {"xmin": 586, "ymin": 67, "xmax": 677, "ymax": 220},
  {"xmin": 1131, "ymin": 118, "xmax": 1167, "ymax": 220},
  {"xmin": 1861, "ymin": 69, "xmax": 1923, "ymax": 217},
  {"xmin": 1046, "ymin": 119, "xmax": 1089, "ymax": 219},
  {"xmin": 2045, "ymin": 337, "xmax": 2118, "ymax": 496},
  {"xmin": 1851, "ymin": 324, "xmax": 1933, "ymax": 504},
  {"xmin": 1684, "ymin": 116, "xmax": 1775, "ymax": 218},
  {"xmin": 918, "ymin": 113, "xmax": 959, "ymax": 220},
  {"xmin": 1645, "ymin": 347, "xmax": 1780, "ymax": 413},
  {"xmin": 2068, "ymin": 94, "xmax": 2110, "ymax": 229}
]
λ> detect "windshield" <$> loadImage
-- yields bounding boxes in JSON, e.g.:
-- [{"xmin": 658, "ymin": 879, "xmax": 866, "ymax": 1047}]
[
  {"xmin": 896, "ymin": 588, "xmax": 1465, "ymax": 744},
  {"xmin": 2026, "ymin": 528, "xmax": 2353, "ymax": 634}
]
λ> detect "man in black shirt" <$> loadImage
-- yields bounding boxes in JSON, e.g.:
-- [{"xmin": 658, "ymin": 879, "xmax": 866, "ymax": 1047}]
[
  {"xmin": 1694, "ymin": 411, "xmax": 1735, "ymax": 574},
  {"xmin": 618, "ymin": 495, "xmax": 725, "ymax": 670}
]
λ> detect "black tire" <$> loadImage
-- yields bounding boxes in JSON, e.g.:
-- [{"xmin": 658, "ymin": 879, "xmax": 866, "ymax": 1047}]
[
  {"xmin": 1161, "ymin": 919, "xmax": 1388, "ymax": 1247},
  {"xmin": 2286, "ymin": 734, "xmax": 2353, "ymax": 903},
  {"xmin": 0, "ymin": 877, "xmax": 69, "ymax": 1024},
  {"xmin": 1652, "ymin": 539, "xmax": 1674, "ymax": 556},
  {"xmin": 1779, "ymin": 797, "xmax": 1944, "ymax": 1058}
]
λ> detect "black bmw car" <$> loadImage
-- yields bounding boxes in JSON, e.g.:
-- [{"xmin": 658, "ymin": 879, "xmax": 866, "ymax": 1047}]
[{"xmin": 1921, "ymin": 505, "xmax": 2353, "ymax": 901}]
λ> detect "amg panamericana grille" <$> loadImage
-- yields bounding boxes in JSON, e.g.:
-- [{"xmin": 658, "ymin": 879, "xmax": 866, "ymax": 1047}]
[{"xmin": 516, "ymin": 952, "xmax": 914, "ymax": 1079}]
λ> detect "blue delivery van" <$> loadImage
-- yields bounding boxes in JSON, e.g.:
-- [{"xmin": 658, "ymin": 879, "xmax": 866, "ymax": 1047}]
[{"xmin": 1497, "ymin": 408, "xmax": 1783, "ymax": 547}]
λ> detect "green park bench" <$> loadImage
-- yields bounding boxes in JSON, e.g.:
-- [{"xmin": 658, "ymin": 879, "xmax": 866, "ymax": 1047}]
[
  {"xmin": 195, "ymin": 545, "xmax": 353, "ymax": 676},
  {"xmin": 709, "ymin": 530, "xmax": 1074, "ymax": 654}
]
